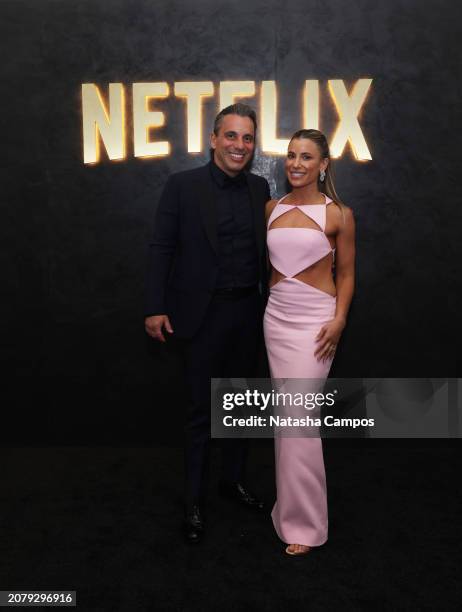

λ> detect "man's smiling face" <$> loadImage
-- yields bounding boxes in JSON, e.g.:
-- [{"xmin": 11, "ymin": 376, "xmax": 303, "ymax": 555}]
[{"xmin": 210, "ymin": 114, "xmax": 255, "ymax": 177}]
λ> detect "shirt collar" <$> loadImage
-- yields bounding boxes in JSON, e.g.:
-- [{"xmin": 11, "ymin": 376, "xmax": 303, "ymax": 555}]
[{"xmin": 209, "ymin": 160, "xmax": 248, "ymax": 188}]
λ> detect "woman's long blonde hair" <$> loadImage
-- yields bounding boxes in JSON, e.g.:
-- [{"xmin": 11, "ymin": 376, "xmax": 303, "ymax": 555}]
[{"xmin": 289, "ymin": 129, "xmax": 345, "ymax": 213}]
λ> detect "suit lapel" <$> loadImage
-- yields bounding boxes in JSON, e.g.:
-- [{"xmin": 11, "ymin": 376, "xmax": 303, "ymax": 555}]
[
  {"xmin": 248, "ymin": 175, "xmax": 265, "ymax": 256},
  {"xmin": 197, "ymin": 164, "xmax": 218, "ymax": 254}
]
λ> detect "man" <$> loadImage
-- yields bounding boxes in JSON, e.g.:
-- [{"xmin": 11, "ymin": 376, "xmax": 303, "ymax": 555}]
[{"xmin": 145, "ymin": 103, "xmax": 270, "ymax": 543}]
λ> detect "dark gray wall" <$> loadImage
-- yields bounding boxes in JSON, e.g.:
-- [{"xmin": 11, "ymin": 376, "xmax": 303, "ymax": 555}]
[{"xmin": 1, "ymin": 0, "xmax": 458, "ymax": 442}]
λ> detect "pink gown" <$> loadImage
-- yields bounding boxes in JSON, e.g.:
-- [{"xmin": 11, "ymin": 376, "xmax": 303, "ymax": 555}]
[{"xmin": 263, "ymin": 193, "xmax": 336, "ymax": 547}]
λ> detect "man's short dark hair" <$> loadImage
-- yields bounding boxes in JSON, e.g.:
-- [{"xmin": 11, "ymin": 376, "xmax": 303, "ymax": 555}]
[{"xmin": 213, "ymin": 103, "xmax": 257, "ymax": 135}]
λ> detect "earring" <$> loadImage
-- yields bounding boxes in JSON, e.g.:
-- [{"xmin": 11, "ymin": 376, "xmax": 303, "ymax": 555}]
[{"xmin": 320, "ymin": 170, "xmax": 326, "ymax": 182}]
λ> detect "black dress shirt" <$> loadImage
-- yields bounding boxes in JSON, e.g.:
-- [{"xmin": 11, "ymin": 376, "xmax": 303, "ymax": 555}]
[{"xmin": 209, "ymin": 161, "xmax": 259, "ymax": 289}]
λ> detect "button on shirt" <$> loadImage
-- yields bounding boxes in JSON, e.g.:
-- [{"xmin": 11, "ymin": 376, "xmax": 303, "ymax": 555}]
[{"xmin": 209, "ymin": 161, "xmax": 259, "ymax": 289}]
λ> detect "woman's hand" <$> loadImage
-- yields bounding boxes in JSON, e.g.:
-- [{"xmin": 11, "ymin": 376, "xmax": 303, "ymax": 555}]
[{"xmin": 314, "ymin": 317, "xmax": 346, "ymax": 362}]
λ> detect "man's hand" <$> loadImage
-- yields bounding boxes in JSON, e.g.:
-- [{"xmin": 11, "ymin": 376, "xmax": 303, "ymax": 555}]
[{"xmin": 145, "ymin": 315, "xmax": 174, "ymax": 342}]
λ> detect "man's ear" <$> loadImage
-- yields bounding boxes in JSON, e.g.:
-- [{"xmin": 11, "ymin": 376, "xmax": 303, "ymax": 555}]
[{"xmin": 210, "ymin": 132, "xmax": 216, "ymax": 150}]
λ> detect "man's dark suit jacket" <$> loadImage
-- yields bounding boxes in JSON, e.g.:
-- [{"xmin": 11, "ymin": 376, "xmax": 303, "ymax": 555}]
[{"xmin": 145, "ymin": 162, "xmax": 271, "ymax": 339}]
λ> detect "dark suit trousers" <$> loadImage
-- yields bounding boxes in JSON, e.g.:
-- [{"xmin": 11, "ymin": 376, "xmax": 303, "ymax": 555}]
[{"xmin": 181, "ymin": 289, "xmax": 261, "ymax": 508}]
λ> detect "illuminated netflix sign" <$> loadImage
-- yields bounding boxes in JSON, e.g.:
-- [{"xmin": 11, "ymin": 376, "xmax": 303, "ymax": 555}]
[{"xmin": 81, "ymin": 79, "xmax": 373, "ymax": 164}]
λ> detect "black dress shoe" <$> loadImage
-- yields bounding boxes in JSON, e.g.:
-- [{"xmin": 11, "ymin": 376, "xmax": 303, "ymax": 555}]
[
  {"xmin": 218, "ymin": 481, "xmax": 265, "ymax": 511},
  {"xmin": 182, "ymin": 505, "xmax": 205, "ymax": 544}
]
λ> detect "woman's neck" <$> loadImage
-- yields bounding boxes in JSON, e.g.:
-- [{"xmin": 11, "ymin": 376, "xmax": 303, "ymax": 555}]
[{"xmin": 289, "ymin": 183, "xmax": 325, "ymax": 205}]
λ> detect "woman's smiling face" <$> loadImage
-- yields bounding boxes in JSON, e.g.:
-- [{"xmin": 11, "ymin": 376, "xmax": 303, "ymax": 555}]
[{"xmin": 285, "ymin": 137, "xmax": 328, "ymax": 188}]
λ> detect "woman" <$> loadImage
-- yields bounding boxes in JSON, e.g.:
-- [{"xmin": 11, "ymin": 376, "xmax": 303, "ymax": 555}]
[{"xmin": 264, "ymin": 129, "xmax": 355, "ymax": 555}]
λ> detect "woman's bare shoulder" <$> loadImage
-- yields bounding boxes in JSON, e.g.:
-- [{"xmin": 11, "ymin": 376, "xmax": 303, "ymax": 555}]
[
  {"xmin": 265, "ymin": 198, "xmax": 278, "ymax": 219},
  {"xmin": 328, "ymin": 201, "xmax": 354, "ymax": 222},
  {"xmin": 340, "ymin": 204, "xmax": 355, "ymax": 224}
]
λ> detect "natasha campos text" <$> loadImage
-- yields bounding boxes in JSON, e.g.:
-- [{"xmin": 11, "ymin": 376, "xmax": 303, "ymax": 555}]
[{"xmin": 223, "ymin": 415, "xmax": 375, "ymax": 428}]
